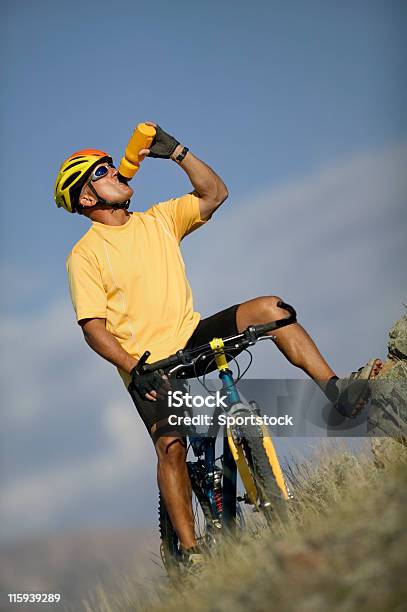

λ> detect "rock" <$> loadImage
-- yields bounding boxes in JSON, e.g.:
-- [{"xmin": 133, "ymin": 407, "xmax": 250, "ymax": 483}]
[
  {"xmin": 388, "ymin": 313, "xmax": 407, "ymax": 361},
  {"xmin": 369, "ymin": 312, "xmax": 407, "ymax": 441}
]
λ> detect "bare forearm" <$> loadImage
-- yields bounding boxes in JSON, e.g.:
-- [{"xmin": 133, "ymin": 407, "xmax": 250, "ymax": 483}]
[
  {"xmin": 81, "ymin": 320, "xmax": 137, "ymax": 374},
  {"xmin": 172, "ymin": 145, "xmax": 228, "ymax": 204}
]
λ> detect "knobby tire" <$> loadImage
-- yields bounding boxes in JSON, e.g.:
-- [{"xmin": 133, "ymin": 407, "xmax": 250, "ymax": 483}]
[{"xmin": 238, "ymin": 424, "xmax": 288, "ymax": 526}]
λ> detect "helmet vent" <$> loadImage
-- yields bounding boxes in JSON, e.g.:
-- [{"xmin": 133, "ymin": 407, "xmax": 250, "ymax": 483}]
[
  {"xmin": 62, "ymin": 171, "xmax": 81, "ymax": 189},
  {"xmin": 64, "ymin": 160, "xmax": 86, "ymax": 171}
]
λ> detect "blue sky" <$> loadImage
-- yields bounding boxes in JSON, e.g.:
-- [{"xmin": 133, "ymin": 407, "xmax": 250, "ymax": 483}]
[
  {"xmin": 1, "ymin": 0, "xmax": 406, "ymax": 541},
  {"xmin": 1, "ymin": 0, "xmax": 405, "ymax": 313}
]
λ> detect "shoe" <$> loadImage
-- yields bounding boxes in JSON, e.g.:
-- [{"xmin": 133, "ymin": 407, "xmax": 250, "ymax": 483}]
[
  {"xmin": 181, "ymin": 545, "xmax": 208, "ymax": 576},
  {"xmin": 332, "ymin": 358, "xmax": 382, "ymax": 418}
]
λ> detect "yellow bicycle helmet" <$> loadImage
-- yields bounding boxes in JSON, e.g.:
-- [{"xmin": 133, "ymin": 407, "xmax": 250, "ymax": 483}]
[{"xmin": 54, "ymin": 149, "xmax": 113, "ymax": 213}]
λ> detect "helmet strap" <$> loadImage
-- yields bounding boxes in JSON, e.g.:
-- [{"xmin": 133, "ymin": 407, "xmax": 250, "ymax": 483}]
[{"xmin": 85, "ymin": 180, "xmax": 130, "ymax": 210}]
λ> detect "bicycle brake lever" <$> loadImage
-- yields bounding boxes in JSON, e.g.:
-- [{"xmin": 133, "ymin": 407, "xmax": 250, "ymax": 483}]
[
  {"xmin": 168, "ymin": 363, "xmax": 188, "ymax": 376},
  {"xmin": 245, "ymin": 326, "xmax": 259, "ymax": 345},
  {"xmin": 242, "ymin": 329, "xmax": 276, "ymax": 346},
  {"xmin": 136, "ymin": 350, "xmax": 151, "ymax": 373},
  {"xmin": 168, "ymin": 354, "xmax": 200, "ymax": 377}
]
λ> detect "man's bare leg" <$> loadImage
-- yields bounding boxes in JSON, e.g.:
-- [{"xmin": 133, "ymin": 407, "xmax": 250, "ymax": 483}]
[
  {"xmin": 237, "ymin": 296, "xmax": 382, "ymax": 416},
  {"xmin": 236, "ymin": 296, "xmax": 382, "ymax": 385},
  {"xmin": 154, "ymin": 431, "xmax": 196, "ymax": 550},
  {"xmin": 236, "ymin": 296, "xmax": 336, "ymax": 381}
]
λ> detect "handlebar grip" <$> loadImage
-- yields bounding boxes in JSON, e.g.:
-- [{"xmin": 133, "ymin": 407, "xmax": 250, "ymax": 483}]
[
  {"xmin": 140, "ymin": 353, "xmax": 180, "ymax": 374},
  {"xmin": 253, "ymin": 301, "xmax": 297, "ymax": 335}
]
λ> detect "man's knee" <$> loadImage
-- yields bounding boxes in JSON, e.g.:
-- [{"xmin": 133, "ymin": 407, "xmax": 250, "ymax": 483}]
[
  {"xmin": 237, "ymin": 295, "xmax": 289, "ymax": 330},
  {"xmin": 252, "ymin": 295, "xmax": 289, "ymax": 325},
  {"xmin": 155, "ymin": 435, "xmax": 187, "ymax": 465}
]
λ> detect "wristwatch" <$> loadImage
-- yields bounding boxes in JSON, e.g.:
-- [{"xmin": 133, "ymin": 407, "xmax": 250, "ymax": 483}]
[{"xmin": 174, "ymin": 146, "xmax": 189, "ymax": 164}]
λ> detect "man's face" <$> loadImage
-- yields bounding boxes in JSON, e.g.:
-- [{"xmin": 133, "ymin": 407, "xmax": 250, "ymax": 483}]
[{"xmin": 79, "ymin": 162, "xmax": 133, "ymax": 208}]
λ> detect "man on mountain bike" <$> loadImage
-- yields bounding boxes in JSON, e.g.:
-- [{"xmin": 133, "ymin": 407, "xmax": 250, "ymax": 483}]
[{"xmin": 55, "ymin": 122, "xmax": 381, "ymax": 565}]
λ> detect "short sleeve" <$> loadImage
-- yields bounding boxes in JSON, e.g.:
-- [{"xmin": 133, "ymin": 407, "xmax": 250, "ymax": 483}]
[
  {"xmin": 153, "ymin": 193, "xmax": 207, "ymax": 242},
  {"xmin": 67, "ymin": 250, "xmax": 107, "ymax": 322}
]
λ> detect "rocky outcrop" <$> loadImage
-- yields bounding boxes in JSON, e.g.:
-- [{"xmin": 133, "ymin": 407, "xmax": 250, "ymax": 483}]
[{"xmin": 369, "ymin": 311, "xmax": 407, "ymax": 441}]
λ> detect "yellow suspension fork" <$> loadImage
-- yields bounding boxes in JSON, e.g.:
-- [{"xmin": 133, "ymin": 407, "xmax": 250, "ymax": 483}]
[
  {"xmin": 259, "ymin": 425, "xmax": 289, "ymax": 500},
  {"xmin": 209, "ymin": 337, "xmax": 288, "ymax": 502}
]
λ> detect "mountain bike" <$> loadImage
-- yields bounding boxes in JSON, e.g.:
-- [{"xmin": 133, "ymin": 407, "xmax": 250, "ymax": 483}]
[{"xmin": 137, "ymin": 301, "xmax": 297, "ymax": 575}]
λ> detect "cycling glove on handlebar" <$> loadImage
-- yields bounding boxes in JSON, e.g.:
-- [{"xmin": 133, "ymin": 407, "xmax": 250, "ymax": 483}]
[{"xmin": 130, "ymin": 368, "xmax": 166, "ymax": 398}]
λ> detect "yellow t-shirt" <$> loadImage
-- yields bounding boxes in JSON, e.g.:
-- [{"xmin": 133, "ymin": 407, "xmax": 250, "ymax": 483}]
[{"xmin": 66, "ymin": 193, "xmax": 207, "ymax": 387}]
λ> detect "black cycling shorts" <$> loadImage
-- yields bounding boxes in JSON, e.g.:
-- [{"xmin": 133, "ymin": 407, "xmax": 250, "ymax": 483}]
[{"xmin": 128, "ymin": 303, "xmax": 243, "ymax": 443}]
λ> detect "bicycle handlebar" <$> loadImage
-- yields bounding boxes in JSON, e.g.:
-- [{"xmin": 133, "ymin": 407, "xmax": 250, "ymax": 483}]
[{"xmin": 137, "ymin": 301, "xmax": 297, "ymax": 375}]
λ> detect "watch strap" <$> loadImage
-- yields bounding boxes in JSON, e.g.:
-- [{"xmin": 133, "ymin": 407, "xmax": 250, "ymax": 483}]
[{"xmin": 174, "ymin": 146, "xmax": 189, "ymax": 164}]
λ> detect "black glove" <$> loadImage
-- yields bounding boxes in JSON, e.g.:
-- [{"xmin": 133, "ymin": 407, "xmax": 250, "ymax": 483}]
[
  {"xmin": 148, "ymin": 125, "xmax": 180, "ymax": 159},
  {"xmin": 130, "ymin": 367, "xmax": 167, "ymax": 399}
]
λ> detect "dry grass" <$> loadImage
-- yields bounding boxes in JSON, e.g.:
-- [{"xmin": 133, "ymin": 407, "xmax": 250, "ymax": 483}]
[{"xmin": 77, "ymin": 439, "xmax": 407, "ymax": 612}]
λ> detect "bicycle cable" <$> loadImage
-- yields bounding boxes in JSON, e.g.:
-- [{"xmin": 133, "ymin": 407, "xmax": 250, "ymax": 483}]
[
  {"xmin": 174, "ymin": 345, "xmax": 254, "ymax": 408},
  {"xmin": 198, "ymin": 351, "xmax": 242, "ymax": 395},
  {"xmin": 234, "ymin": 348, "xmax": 253, "ymax": 384}
]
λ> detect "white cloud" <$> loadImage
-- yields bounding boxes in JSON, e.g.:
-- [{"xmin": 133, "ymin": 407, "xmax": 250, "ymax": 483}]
[
  {"xmin": 0, "ymin": 300, "xmax": 126, "ymax": 425},
  {"xmin": 0, "ymin": 398, "xmax": 154, "ymax": 539},
  {"xmin": 184, "ymin": 143, "xmax": 407, "ymax": 375},
  {"xmin": 0, "ymin": 300, "xmax": 156, "ymax": 539}
]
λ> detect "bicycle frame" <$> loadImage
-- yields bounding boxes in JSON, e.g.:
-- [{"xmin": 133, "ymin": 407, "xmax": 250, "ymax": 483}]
[{"xmin": 184, "ymin": 335, "xmax": 289, "ymax": 532}]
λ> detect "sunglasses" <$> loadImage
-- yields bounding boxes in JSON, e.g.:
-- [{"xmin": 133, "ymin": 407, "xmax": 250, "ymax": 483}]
[{"xmin": 90, "ymin": 163, "xmax": 116, "ymax": 182}]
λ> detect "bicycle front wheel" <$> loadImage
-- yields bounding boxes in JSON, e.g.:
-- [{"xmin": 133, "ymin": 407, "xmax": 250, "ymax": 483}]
[{"xmin": 236, "ymin": 424, "xmax": 288, "ymax": 526}]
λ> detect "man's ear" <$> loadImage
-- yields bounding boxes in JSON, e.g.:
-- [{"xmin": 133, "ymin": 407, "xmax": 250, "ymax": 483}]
[{"xmin": 78, "ymin": 187, "xmax": 96, "ymax": 208}]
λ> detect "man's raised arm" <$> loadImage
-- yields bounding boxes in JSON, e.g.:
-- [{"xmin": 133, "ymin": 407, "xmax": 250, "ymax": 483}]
[
  {"xmin": 171, "ymin": 146, "xmax": 228, "ymax": 221},
  {"xmin": 140, "ymin": 123, "xmax": 228, "ymax": 221}
]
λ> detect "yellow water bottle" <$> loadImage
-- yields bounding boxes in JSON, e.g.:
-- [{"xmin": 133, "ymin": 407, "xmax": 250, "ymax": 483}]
[{"xmin": 118, "ymin": 123, "xmax": 156, "ymax": 182}]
